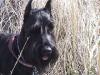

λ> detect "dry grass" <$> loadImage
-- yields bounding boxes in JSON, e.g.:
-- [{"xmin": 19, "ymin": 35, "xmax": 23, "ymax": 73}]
[{"xmin": 0, "ymin": 0, "xmax": 100, "ymax": 75}]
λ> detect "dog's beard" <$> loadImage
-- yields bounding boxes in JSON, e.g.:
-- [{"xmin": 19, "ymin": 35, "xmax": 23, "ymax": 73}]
[{"xmin": 29, "ymin": 41, "xmax": 59, "ymax": 73}]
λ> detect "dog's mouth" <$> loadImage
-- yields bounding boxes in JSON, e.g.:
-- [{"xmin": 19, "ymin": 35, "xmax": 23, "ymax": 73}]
[
  {"xmin": 42, "ymin": 55, "xmax": 49, "ymax": 61},
  {"xmin": 40, "ymin": 51, "xmax": 52, "ymax": 61},
  {"xmin": 41, "ymin": 52, "xmax": 51, "ymax": 61}
]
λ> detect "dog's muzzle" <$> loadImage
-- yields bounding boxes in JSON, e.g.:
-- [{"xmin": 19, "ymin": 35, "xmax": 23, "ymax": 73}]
[{"xmin": 40, "ymin": 46, "xmax": 52, "ymax": 61}]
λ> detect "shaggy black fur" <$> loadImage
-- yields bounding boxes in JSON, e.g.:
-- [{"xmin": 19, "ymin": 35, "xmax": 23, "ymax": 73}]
[{"xmin": 0, "ymin": 0, "xmax": 59, "ymax": 75}]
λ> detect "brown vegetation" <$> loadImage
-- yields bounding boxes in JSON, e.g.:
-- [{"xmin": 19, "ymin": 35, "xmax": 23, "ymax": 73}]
[{"xmin": 0, "ymin": 0, "xmax": 100, "ymax": 75}]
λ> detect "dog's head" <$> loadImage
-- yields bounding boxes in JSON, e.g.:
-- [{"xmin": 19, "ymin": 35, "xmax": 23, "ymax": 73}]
[{"xmin": 20, "ymin": 0, "xmax": 59, "ymax": 72}]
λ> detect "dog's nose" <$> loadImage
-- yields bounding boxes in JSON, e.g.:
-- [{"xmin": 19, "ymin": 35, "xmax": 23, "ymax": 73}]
[{"xmin": 44, "ymin": 46, "xmax": 52, "ymax": 54}]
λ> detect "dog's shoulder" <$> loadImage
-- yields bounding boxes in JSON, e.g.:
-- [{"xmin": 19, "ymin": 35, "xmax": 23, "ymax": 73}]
[
  {"xmin": 0, "ymin": 32, "xmax": 18, "ymax": 41},
  {"xmin": 0, "ymin": 33, "xmax": 11, "ymax": 39}
]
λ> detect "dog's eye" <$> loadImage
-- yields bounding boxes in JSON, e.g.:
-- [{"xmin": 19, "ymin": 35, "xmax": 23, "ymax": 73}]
[
  {"xmin": 29, "ymin": 26, "xmax": 41, "ymax": 35},
  {"xmin": 33, "ymin": 26, "xmax": 41, "ymax": 34},
  {"xmin": 48, "ymin": 23, "xmax": 54, "ymax": 32}
]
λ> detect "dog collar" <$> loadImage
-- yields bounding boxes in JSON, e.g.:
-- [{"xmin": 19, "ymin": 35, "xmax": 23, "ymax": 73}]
[{"xmin": 8, "ymin": 35, "xmax": 33, "ymax": 69}]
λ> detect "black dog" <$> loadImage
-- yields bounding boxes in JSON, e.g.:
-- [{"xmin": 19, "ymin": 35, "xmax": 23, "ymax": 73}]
[{"xmin": 0, "ymin": 0, "xmax": 59, "ymax": 75}]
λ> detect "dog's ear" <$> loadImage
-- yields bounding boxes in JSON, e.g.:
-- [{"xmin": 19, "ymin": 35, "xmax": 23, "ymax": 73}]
[
  {"xmin": 24, "ymin": 0, "xmax": 32, "ymax": 22},
  {"xmin": 45, "ymin": 0, "xmax": 51, "ymax": 13}
]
